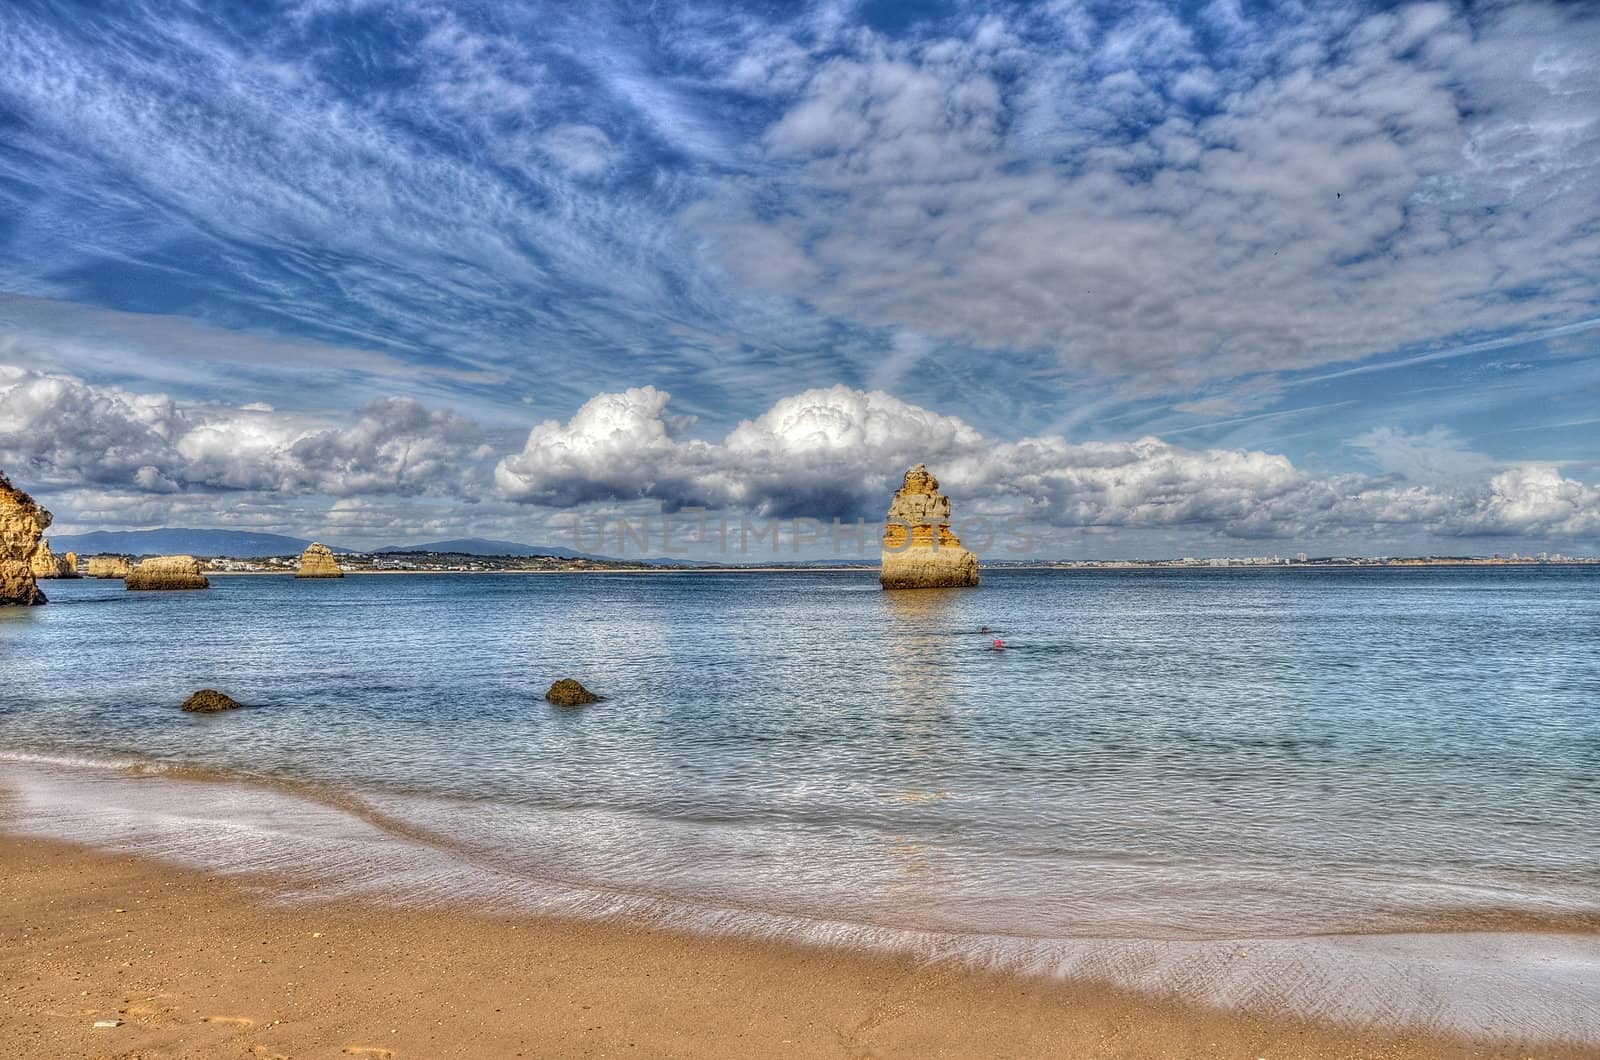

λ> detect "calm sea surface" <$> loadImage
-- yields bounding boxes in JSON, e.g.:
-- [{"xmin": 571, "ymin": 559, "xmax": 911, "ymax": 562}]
[{"xmin": 4, "ymin": 567, "xmax": 1600, "ymax": 1035}]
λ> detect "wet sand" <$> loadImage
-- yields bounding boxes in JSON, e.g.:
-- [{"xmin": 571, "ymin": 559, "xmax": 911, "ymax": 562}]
[{"xmin": 2, "ymin": 836, "xmax": 1591, "ymax": 1060}]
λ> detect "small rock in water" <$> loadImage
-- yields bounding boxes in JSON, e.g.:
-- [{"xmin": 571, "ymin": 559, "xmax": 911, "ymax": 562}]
[
  {"xmin": 181, "ymin": 689, "xmax": 243, "ymax": 713},
  {"xmin": 545, "ymin": 678, "xmax": 601, "ymax": 707}
]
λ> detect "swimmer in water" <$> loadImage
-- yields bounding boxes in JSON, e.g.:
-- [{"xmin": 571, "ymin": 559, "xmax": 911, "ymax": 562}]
[
  {"xmin": 980, "ymin": 625, "xmax": 991, "ymax": 634},
  {"xmin": 991, "ymin": 638, "xmax": 1005, "ymax": 650}
]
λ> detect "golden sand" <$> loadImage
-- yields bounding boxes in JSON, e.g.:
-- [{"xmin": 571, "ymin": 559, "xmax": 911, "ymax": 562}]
[{"xmin": 2, "ymin": 835, "xmax": 1587, "ymax": 1060}]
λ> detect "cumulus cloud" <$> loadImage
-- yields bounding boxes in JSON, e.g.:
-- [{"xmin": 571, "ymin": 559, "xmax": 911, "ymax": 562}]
[
  {"xmin": 0, "ymin": 368, "xmax": 487, "ymax": 498},
  {"xmin": 6, "ymin": 368, "xmax": 1596, "ymax": 547},
  {"xmin": 496, "ymin": 384, "xmax": 984, "ymax": 516},
  {"xmin": 497, "ymin": 384, "xmax": 1600, "ymax": 542}
]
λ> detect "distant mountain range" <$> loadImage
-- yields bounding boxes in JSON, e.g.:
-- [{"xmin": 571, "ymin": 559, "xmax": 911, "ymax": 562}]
[
  {"xmin": 50, "ymin": 529, "xmax": 349, "ymax": 558},
  {"xmin": 48, "ymin": 529, "xmax": 870, "ymax": 566},
  {"xmin": 50, "ymin": 529, "xmax": 611, "ymax": 561},
  {"xmin": 372, "ymin": 537, "xmax": 603, "ymax": 559}
]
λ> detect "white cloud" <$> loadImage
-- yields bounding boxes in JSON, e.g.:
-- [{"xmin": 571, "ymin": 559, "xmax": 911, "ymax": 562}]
[
  {"xmin": 1345, "ymin": 426, "xmax": 1496, "ymax": 484},
  {"xmin": 496, "ymin": 384, "xmax": 1600, "ymax": 541},
  {"xmin": 0, "ymin": 368, "xmax": 486, "ymax": 499},
  {"xmin": 690, "ymin": 2, "xmax": 1600, "ymax": 386},
  {"xmin": 6, "ymin": 370, "xmax": 1595, "ymax": 548},
  {"xmin": 539, "ymin": 124, "xmax": 615, "ymax": 176}
]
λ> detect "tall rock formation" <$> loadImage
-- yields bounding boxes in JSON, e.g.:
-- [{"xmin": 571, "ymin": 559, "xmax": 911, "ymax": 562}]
[
  {"xmin": 125, "ymin": 555, "xmax": 210, "ymax": 591},
  {"xmin": 295, "ymin": 542, "xmax": 344, "ymax": 578},
  {"xmin": 0, "ymin": 471, "xmax": 50, "ymax": 606},
  {"xmin": 64, "ymin": 551, "xmax": 80, "ymax": 575},
  {"xmin": 30, "ymin": 537, "xmax": 76, "ymax": 578},
  {"xmin": 87, "ymin": 555, "xmax": 134, "ymax": 579},
  {"xmin": 879, "ymin": 464, "xmax": 980, "ymax": 590}
]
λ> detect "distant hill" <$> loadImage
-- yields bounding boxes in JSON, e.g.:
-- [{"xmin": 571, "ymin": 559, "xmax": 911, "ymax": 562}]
[
  {"xmin": 51, "ymin": 528, "xmax": 351, "ymax": 558},
  {"xmin": 374, "ymin": 537, "xmax": 604, "ymax": 560}
]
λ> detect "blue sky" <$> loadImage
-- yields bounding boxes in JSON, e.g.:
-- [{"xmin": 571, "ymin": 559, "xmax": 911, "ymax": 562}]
[{"xmin": 1, "ymin": 0, "xmax": 1597, "ymax": 557}]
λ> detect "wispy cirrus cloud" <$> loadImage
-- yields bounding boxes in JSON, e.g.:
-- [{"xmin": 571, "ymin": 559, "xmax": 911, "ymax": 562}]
[{"xmin": 0, "ymin": 0, "xmax": 1597, "ymax": 552}]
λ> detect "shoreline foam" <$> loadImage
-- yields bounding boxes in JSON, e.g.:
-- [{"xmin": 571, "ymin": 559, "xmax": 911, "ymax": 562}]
[
  {"xmin": 16, "ymin": 832, "xmax": 1595, "ymax": 1060},
  {"xmin": 3, "ymin": 755, "xmax": 1598, "ymax": 1048}
]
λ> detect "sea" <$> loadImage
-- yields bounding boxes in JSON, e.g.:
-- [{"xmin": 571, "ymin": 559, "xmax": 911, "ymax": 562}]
[{"xmin": 3, "ymin": 567, "xmax": 1599, "ymax": 1041}]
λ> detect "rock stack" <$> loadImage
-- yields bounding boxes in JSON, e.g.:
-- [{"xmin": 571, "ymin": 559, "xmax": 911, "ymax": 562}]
[
  {"xmin": 295, "ymin": 542, "xmax": 344, "ymax": 578},
  {"xmin": 87, "ymin": 555, "xmax": 134, "ymax": 579},
  {"xmin": 0, "ymin": 471, "xmax": 50, "ymax": 606},
  {"xmin": 879, "ymin": 464, "xmax": 980, "ymax": 590},
  {"xmin": 29, "ymin": 537, "xmax": 77, "ymax": 578},
  {"xmin": 125, "ymin": 555, "xmax": 210, "ymax": 591},
  {"xmin": 64, "ymin": 551, "xmax": 80, "ymax": 575}
]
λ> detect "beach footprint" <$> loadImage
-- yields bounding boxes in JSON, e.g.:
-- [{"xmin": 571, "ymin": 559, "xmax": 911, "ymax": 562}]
[{"xmin": 202, "ymin": 1015, "xmax": 256, "ymax": 1027}]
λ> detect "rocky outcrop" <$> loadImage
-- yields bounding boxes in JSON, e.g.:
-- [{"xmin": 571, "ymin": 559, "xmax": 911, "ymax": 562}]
[
  {"xmin": 29, "ymin": 537, "xmax": 77, "ymax": 578},
  {"xmin": 295, "ymin": 542, "xmax": 344, "ymax": 578},
  {"xmin": 125, "ymin": 555, "xmax": 210, "ymax": 591},
  {"xmin": 879, "ymin": 464, "xmax": 980, "ymax": 590},
  {"xmin": 1, "ymin": 471, "xmax": 50, "ymax": 606},
  {"xmin": 64, "ymin": 551, "xmax": 79, "ymax": 575},
  {"xmin": 545, "ymin": 678, "xmax": 601, "ymax": 706},
  {"xmin": 181, "ymin": 689, "xmax": 241, "ymax": 713},
  {"xmin": 87, "ymin": 555, "xmax": 134, "ymax": 579}
]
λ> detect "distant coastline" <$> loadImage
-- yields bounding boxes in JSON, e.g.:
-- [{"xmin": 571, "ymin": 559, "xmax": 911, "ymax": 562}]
[{"xmin": 197, "ymin": 555, "xmax": 1600, "ymax": 575}]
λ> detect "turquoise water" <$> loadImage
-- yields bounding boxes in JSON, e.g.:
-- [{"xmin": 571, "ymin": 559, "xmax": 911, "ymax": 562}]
[{"xmin": 3, "ymin": 568, "xmax": 1600, "ymax": 1036}]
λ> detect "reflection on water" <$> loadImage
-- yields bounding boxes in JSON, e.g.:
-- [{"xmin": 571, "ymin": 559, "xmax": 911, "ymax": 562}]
[
  {"xmin": 877, "ymin": 588, "xmax": 964, "ymax": 894},
  {"xmin": 2, "ymin": 567, "xmax": 1599, "ymax": 950}
]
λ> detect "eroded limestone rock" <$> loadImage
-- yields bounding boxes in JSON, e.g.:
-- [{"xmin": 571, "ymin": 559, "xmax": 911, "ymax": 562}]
[
  {"xmin": 125, "ymin": 555, "xmax": 210, "ymax": 591},
  {"xmin": 879, "ymin": 464, "xmax": 980, "ymax": 590},
  {"xmin": 0, "ymin": 471, "xmax": 50, "ymax": 606},
  {"xmin": 181, "ymin": 689, "xmax": 241, "ymax": 713},
  {"xmin": 545, "ymin": 678, "xmax": 602, "ymax": 707},
  {"xmin": 87, "ymin": 555, "xmax": 134, "ymax": 579},
  {"xmin": 30, "ymin": 537, "xmax": 76, "ymax": 578},
  {"xmin": 295, "ymin": 542, "xmax": 344, "ymax": 578}
]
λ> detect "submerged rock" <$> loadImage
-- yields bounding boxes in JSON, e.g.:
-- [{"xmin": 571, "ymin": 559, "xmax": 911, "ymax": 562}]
[
  {"xmin": 0, "ymin": 471, "xmax": 50, "ymax": 606},
  {"xmin": 879, "ymin": 464, "xmax": 980, "ymax": 590},
  {"xmin": 295, "ymin": 541, "xmax": 344, "ymax": 578},
  {"xmin": 181, "ymin": 689, "xmax": 241, "ymax": 713},
  {"xmin": 87, "ymin": 555, "xmax": 134, "ymax": 579},
  {"xmin": 545, "ymin": 678, "xmax": 602, "ymax": 707},
  {"xmin": 125, "ymin": 555, "xmax": 210, "ymax": 591}
]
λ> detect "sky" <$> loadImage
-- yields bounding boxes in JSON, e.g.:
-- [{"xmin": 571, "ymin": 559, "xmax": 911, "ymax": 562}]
[{"xmin": 1, "ymin": 0, "xmax": 1598, "ymax": 559}]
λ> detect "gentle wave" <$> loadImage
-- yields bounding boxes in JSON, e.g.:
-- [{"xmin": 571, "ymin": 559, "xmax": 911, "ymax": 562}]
[{"xmin": 3, "ymin": 756, "xmax": 1599, "ymax": 1046}]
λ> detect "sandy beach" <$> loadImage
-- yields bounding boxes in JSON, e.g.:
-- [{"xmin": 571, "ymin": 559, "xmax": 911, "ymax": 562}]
[{"xmin": 2, "ymin": 835, "xmax": 1592, "ymax": 1060}]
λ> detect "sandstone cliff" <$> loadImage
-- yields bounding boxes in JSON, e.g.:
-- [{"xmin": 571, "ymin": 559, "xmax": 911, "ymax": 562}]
[
  {"xmin": 295, "ymin": 542, "xmax": 344, "ymax": 578},
  {"xmin": 125, "ymin": 555, "xmax": 210, "ymax": 591},
  {"xmin": 879, "ymin": 464, "xmax": 979, "ymax": 590},
  {"xmin": 30, "ymin": 537, "xmax": 76, "ymax": 578},
  {"xmin": 64, "ymin": 551, "xmax": 80, "ymax": 575},
  {"xmin": 87, "ymin": 555, "xmax": 134, "ymax": 579},
  {"xmin": 0, "ymin": 471, "xmax": 50, "ymax": 606}
]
